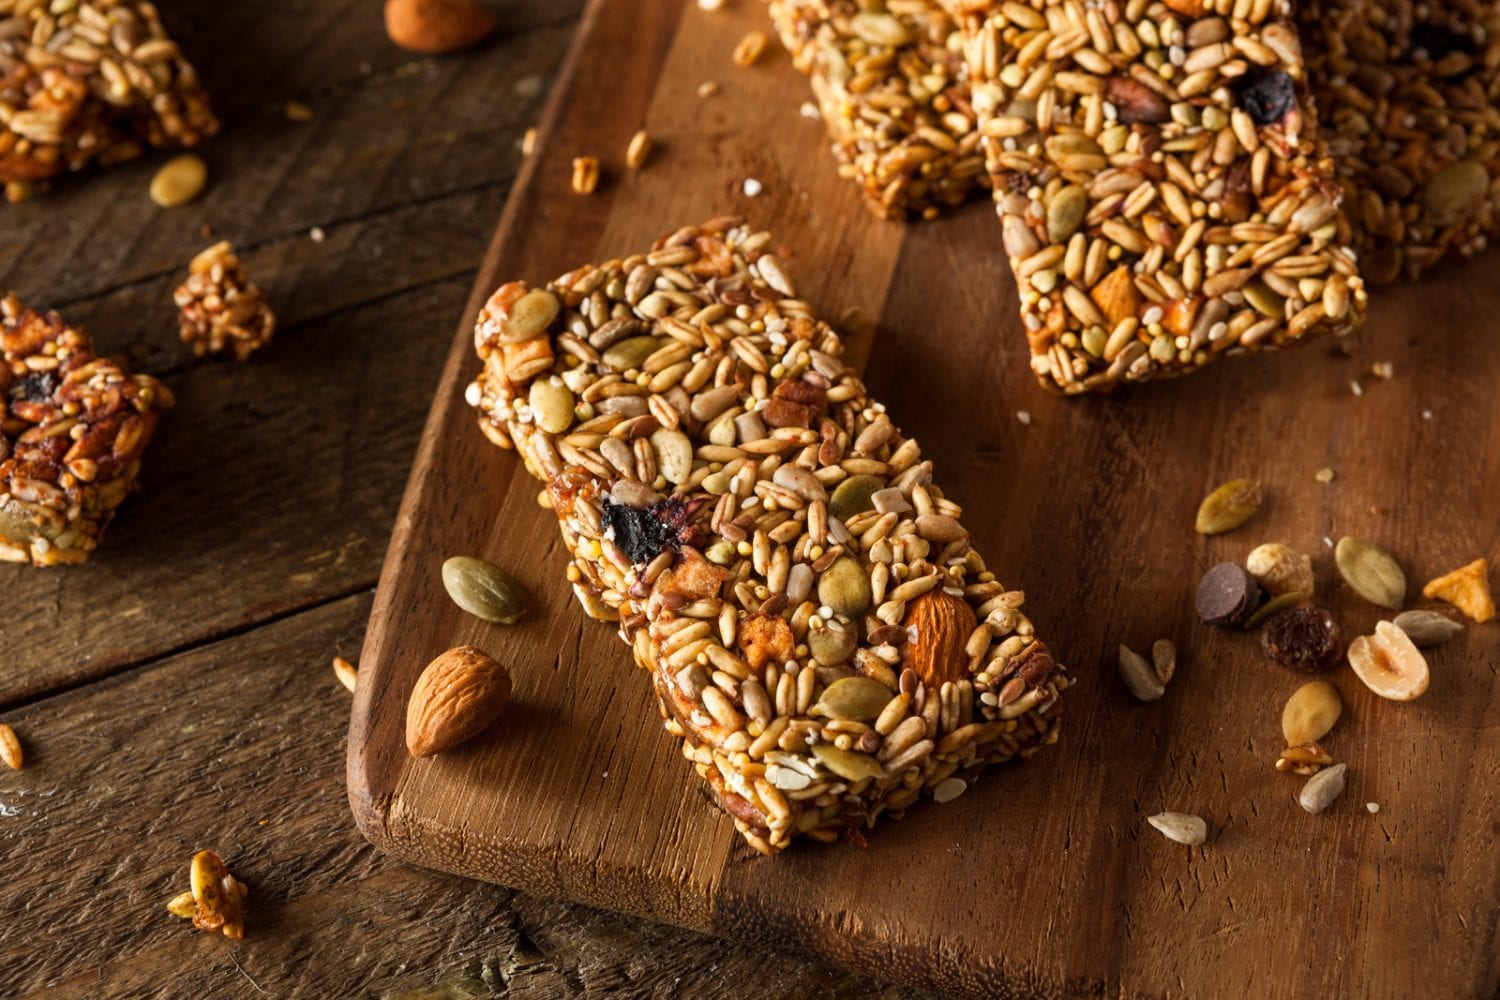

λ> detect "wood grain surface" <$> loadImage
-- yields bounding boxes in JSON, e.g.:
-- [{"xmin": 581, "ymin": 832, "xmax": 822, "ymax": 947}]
[
  {"xmin": 350, "ymin": 0, "xmax": 1500, "ymax": 997},
  {"xmin": 2, "ymin": 2, "xmax": 919, "ymax": 996}
]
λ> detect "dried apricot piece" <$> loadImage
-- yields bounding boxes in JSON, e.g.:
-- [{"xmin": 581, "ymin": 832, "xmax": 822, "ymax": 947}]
[{"xmin": 1421, "ymin": 558, "xmax": 1494, "ymax": 623}]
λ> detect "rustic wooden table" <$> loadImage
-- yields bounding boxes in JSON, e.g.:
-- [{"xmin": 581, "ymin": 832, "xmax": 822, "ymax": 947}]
[{"xmin": 0, "ymin": 3, "xmax": 914, "ymax": 996}]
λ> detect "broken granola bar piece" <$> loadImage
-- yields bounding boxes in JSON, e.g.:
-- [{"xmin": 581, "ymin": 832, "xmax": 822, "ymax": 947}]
[
  {"xmin": 953, "ymin": 0, "xmax": 1368, "ymax": 392},
  {"xmin": 466, "ymin": 217, "xmax": 1070, "ymax": 853},
  {"xmin": 1300, "ymin": 0, "xmax": 1500, "ymax": 283},
  {"xmin": 0, "ymin": 0, "xmax": 218, "ymax": 202},
  {"xmin": 1, "ymin": 293, "xmax": 172, "ymax": 565},
  {"xmin": 174, "ymin": 242, "xmax": 276, "ymax": 362},
  {"xmin": 768, "ymin": 0, "xmax": 988, "ymax": 219}
]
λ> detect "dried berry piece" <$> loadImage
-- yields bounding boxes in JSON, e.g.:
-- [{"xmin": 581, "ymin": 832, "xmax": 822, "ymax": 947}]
[
  {"xmin": 1262, "ymin": 606, "xmax": 1342, "ymax": 672},
  {"xmin": 602, "ymin": 495, "xmax": 690, "ymax": 565},
  {"xmin": 16, "ymin": 371, "xmax": 58, "ymax": 404},
  {"xmin": 1235, "ymin": 67, "xmax": 1297, "ymax": 125},
  {"xmin": 1196, "ymin": 562, "xmax": 1262, "ymax": 626}
]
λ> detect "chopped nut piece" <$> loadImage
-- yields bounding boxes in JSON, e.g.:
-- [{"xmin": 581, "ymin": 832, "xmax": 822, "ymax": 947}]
[
  {"xmin": 0, "ymin": 723, "xmax": 21, "ymax": 770},
  {"xmin": 571, "ymin": 156, "xmax": 600, "ymax": 195},
  {"xmin": 696, "ymin": 81, "xmax": 720, "ymax": 98},
  {"xmin": 332, "ymin": 656, "xmax": 358, "ymax": 693},
  {"xmin": 174, "ymin": 242, "xmax": 276, "ymax": 362},
  {"xmin": 1421, "ymin": 558, "xmax": 1495, "ymax": 623},
  {"xmin": 733, "ymin": 30, "xmax": 769, "ymax": 67}
]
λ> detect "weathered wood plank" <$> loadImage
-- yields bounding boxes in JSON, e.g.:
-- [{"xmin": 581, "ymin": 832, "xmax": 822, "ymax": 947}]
[
  {"xmin": 0, "ymin": 593, "xmax": 913, "ymax": 998},
  {"xmin": 350, "ymin": 0, "xmax": 1500, "ymax": 995}
]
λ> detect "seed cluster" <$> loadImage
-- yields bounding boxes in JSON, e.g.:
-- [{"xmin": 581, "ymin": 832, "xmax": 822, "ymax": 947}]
[
  {"xmin": 0, "ymin": 293, "xmax": 172, "ymax": 566},
  {"xmin": 769, "ymin": 0, "xmax": 988, "ymax": 219},
  {"xmin": 0, "ymin": 0, "xmax": 218, "ymax": 202},
  {"xmin": 466, "ymin": 217, "xmax": 1070, "ymax": 853},
  {"xmin": 173, "ymin": 241, "xmax": 276, "ymax": 362}
]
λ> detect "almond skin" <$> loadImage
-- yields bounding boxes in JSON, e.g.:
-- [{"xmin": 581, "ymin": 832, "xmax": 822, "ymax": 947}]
[
  {"xmin": 406, "ymin": 645, "xmax": 512, "ymax": 756},
  {"xmin": 384, "ymin": 0, "xmax": 495, "ymax": 55},
  {"xmin": 899, "ymin": 589, "xmax": 977, "ymax": 688}
]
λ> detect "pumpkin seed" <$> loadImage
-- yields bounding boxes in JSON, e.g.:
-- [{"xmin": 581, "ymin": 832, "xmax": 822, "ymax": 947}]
[
  {"xmin": 808, "ymin": 623, "xmax": 857, "ymax": 665},
  {"xmin": 601, "ymin": 335, "xmax": 662, "ymax": 373},
  {"xmin": 649, "ymin": 428, "xmax": 693, "ymax": 484},
  {"xmin": 528, "ymin": 379, "xmax": 574, "ymax": 434},
  {"xmin": 1334, "ymin": 536, "xmax": 1406, "ymax": 609},
  {"xmin": 1391, "ymin": 609, "xmax": 1464, "ymax": 648},
  {"xmin": 1242, "ymin": 281, "xmax": 1284, "ymax": 318},
  {"xmin": 149, "ymin": 153, "xmax": 207, "ymax": 207},
  {"xmin": 0, "ymin": 507, "xmax": 39, "ymax": 543},
  {"xmin": 1194, "ymin": 478, "xmax": 1262, "ymax": 534},
  {"xmin": 1146, "ymin": 811, "xmax": 1207, "ymax": 846},
  {"xmin": 1244, "ymin": 590, "xmax": 1310, "ymax": 629},
  {"xmin": 442, "ymin": 556, "xmax": 527, "ymax": 624},
  {"xmin": 811, "ymin": 743, "xmax": 885, "ymax": 782},
  {"xmin": 1421, "ymin": 160, "xmax": 1487, "ymax": 227},
  {"xmin": 1281, "ymin": 680, "xmax": 1341, "ymax": 746},
  {"xmin": 1118, "ymin": 644, "xmax": 1164, "ymax": 701},
  {"xmin": 818, "ymin": 556, "xmax": 872, "ymax": 616},
  {"xmin": 1047, "ymin": 184, "xmax": 1087, "ymax": 243},
  {"xmin": 501, "ymin": 288, "xmax": 560, "ymax": 343},
  {"xmin": 1298, "ymin": 762, "xmax": 1347, "ymax": 815},
  {"xmin": 817, "ymin": 676, "xmax": 894, "ymax": 721},
  {"xmin": 829, "ymin": 474, "xmax": 884, "ymax": 519}
]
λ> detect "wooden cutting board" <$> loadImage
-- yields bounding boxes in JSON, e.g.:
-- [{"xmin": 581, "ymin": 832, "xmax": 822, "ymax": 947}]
[{"xmin": 348, "ymin": 0, "xmax": 1500, "ymax": 995}]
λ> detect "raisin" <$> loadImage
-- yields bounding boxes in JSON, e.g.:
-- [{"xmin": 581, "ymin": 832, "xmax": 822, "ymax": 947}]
[
  {"xmin": 602, "ymin": 495, "xmax": 689, "ymax": 564},
  {"xmin": 16, "ymin": 371, "xmax": 59, "ymax": 403},
  {"xmin": 1261, "ymin": 606, "xmax": 1343, "ymax": 672},
  {"xmin": 1234, "ymin": 68, "xmax": 1297, "ymax": 126}
]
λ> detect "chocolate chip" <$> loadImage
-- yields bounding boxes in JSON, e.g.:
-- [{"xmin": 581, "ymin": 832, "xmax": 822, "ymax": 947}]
[
  {"xmin": 1234, "ymin": 67, "xmax": 1297, "ymax": 126},
  {"xmin": 1261, "ymin": 606, "xmax": 1343, "ymax": 672},
  {"xmin": 1196, "ymin": 561, "xmax": 1263, "ymax": 627},
  {"xmin": 602, "ymin": 495, "xmax": 689, "ymax": 564}
]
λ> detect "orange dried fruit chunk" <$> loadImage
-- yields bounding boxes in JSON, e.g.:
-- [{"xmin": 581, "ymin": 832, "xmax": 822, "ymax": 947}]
[{"xmin": 1421, "ymin": 558, "xmax": 1495, "ymax": 623}]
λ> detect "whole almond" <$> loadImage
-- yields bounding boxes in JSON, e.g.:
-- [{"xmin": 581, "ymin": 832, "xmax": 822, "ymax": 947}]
[
  {"xmin": 900, "ymin": 589, "xmax": 977, "ymax": 688},
  {"xmin": 384, "ymin": 0, "xmax": 495, "ymax": 54},
  {"xmin": 406, "ymin": 645, "xmax": 512, "ymax": 756}
]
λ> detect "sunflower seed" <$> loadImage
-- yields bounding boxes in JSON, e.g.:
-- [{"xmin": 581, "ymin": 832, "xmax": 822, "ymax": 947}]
[
  {"xmin": 1298, "ymin": 763, "xmax": 1347, "ymax": 814},
  {"xmin": 1391, "ymin": 609, "xmax": 1464, "ymax": 648},
  {"xmin": 1119, "ymin": 644, "xmax": 1165, "ymax": 702},
  {"xmin": 1147, "ymin": 811, "xmax": 1207, "ymax": 846}
]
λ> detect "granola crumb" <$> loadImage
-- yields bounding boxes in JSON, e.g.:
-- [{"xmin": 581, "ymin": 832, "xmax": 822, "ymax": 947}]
[
  {"xmin": 800, "ymin": 101, "xmax": 820, "ymax": 119},
  {"xmin": 1016, "ymin": 410, "xmax": 1032, "ymax": 426},
  {"xmin": 697, "ymin": 0, "xmax": 725, "ymax": 8},
  {"xmin": 697, "ymin": 80, "xmax": 720, "ymax": 98},
  {"xmin": 1422, "ymin": 408, "xmax": 1434, "ymax": 421},
  {"xmin": 1370, "ymin": 361, "xmax": 1394, "ymax": 380},
  {"xmin": 1323, "ymin": 536, "xmax": 1335, "ymax": 549},
  {"xmin": 742, "ymin": 177, "xmax": 763, "ymax": 198},
  {"xmin": 1314, "ymin": 467, "xmax": 1335, "ymax": 484},
  {"xmin": 521, "ymin": 127, "xmax": 538, "ymax": 157},
  {"xmin": 309, "ymin": 226, "xmax": 326, "ymax": 243},
  {"xmin": 1350, "ymin": 379, "xmax": 1364, "ymax": 397},
  {"xmin": 283, "ymin": 100, "xmax": 313, "ymax": 122},
  {"xmin": 1366, "ymin": 802, "xmax": 1380, "ymax": 814}
]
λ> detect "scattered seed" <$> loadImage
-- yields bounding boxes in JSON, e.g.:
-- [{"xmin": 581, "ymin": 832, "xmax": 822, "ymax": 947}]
[
  {"xmin": 742, "ymin": 177, "xmax": 763, "ymax": 197},
  {"xmin": 1350, "ymin": 379, "xmax": 1364, "ymax": 397},
  {"xmin": 283, "ymin": 100, "xmax": 313, "ymax": 122},
  {"xmin": 149, "ymin": 154, "xmax": 208, "ymax": 207},
  {"xmin": 1298, "ymin": 763, "xmax": 1347, "ymax": 814},
  {"xmin": 1147, "ymin": 811, "xmax": 1208, "ymax": 846},
  {"xmin": 1016, "ymin": 410, "xmax": 1032, "ymax": 426},
  {"xmin": 1119, "ymin": 644, "xmax": 1165, "ymax": 702},
  {"xmin": 1262, "ymin": 607, "xmax": 1342, "ymax": 672},
  {"xmin": 1335, "ymin": 536, "xmax": 1406, "ymax": 609},
  {"xmin": 1246, "ymin": 542, "xmax": 1314, "ymax": 598},
  {"xmin": 441, "ymin": 556, "xmax": 528, "ymax": 624},
  {"xmin": 166, "ymin": 890, "xmax": 197, "ymax": 919},
  {"xmin": 1421, "ymin": 558, "xmax": 1495, "ymax": 623},
  {"xmin": 1348, "ymin": 621, "xmax": 1429, "ymax": 701},
  {"xmin": 309, "ymin": 226, "xmax": 326, "ymax": 243},
  {"xmin": 698, "ymin": 0, "xmax": 725, "ymax": 9},
  {"xmin": 1243, "ymin": 590, "xmax": 1310, "ymax": 629},
  {"xmin": 1370, "ymin": 361, "xmax": 1394, "ymax": 380},
  {"xmin": 521, "ymin": 127, "xmax": 538, "ymax": 156},
  {"xmin": 1366, "ymin": 802, "xmax": 1380, "ymax": 814},
  {"xmin": 332, "ymin": 656, "xmax": 358, "ymax": 693},
  {"xmin": 1195, "ymin": 478, "xmax": 1262, "ymax": 535},
  {"xmin": 733, "ymin": 30, "xmax": 768, "ymax": 67},
  {"xmin": 799, "ymin": 101, "xmax": 820, "ymax": 119},
  {"xmin": 1314, "ymin": 467, "xmax": 1335, "ymax": 484},
  {"xmin": 1150, "ymin": 639, "xmax": 1176, "ymax": 685},
  {"xmin": 697, "ymin": 80, "xmax": 720, "ymax": 98},
  {"xmin": 1282, "ymin": 680, "xmax": 1342, "ymax": 746},
  {"xmin": 932, "ymin": 777, "xmax": 967, "ymax": 803},
  {"xmin": 1196, "ymin": 562, "xmax": 1262, "ymax": 627},
  {"xmin": 625, "ymin": 129, "xmax": 652, "ymax": 170},
  {"xmin": 571, "ymin": 156, "xmax": 600, "ymax": 195},
  {"xmin": 0, "ymin": 723, "xmax": 21, "ymax": 770},
  {"xmin": 1391, "ymin": 609, "xmax": 1464, "ymax": 648}
]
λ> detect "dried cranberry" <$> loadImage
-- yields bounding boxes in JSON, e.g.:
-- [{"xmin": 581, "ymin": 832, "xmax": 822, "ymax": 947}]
[
  {"xmin": 602, "ymin": 495, "xmax": 690, "ymax": 564},
  {"xmin": 16, "ymin": 371, "xmax": 59, "ymax": 403},
  {"xmin": 1234, "ymin": 68, "xmax": 1297, "ymax": 126},
  {"xmin": 1261, "ymin": 606, "xmax": 1342, "ymax": 672}
]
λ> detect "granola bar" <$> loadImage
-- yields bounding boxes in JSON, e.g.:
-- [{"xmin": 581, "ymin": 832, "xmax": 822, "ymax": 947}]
[
  {"xmin": 1300, "ymin": 0, "xmax": 1500, "ymax": 284},
  {"xmin": 467, "ymin": 218, "xmax": 1069, "ymax": 853},
  {"xmin": 951, "ymin": 0, "xmax": 1368, "ymax": 392},
  {"xmin": 0, "ymin": 0, "xmax": 218, "ymax": 202},
  {"xmin": 1, "ymin": 293, "xmax": 171, "ymax": 565},
  {"xmin": 768, "ymin": 0, "xmax": 988, "ymax": 219}
]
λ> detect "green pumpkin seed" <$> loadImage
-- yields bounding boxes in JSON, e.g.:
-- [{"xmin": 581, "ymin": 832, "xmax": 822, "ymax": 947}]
[
  {"xmin": 601, "ymin": 335, "xmax": 662, "ymax": 373},
  {"xmin": 808, "ymin": 624, "xmax": 857, "ymax": 665},
  {"xmin": 1335, "ymin": 536, "xmax": 1405, "ymax": 610},
  {"xmin": 0, "ymin": 507, "xmax": 40, "ymax": 543},
  {"xmin": 1194, "ymin": 478, "xmax": 1262, "ymax": 535},
  {"xmin": 442, "ymin": 556, "xmax": 527, "ymax": 624},
  {"xmin": 501, "ymin": 288, "xmax": 559, "ymax": 343},
  {"xmin": 811, "ymin": 744, "xmax": 885, "ymax": 783},
  {"xmin": 1243, "ymin": 590, "xmax": 1309, "ymax": 629},
  {"xmin": 528, "ymin": 379, "xmax": 575, "ymax": 434},
  {"xmin": 705, "ymin": 541, "xmax": 736, "ymax": 566},
  {"xmin": 817, "ymin": 676, "xmax": 893, "ymax": 721},
  {"xmin": 1242, "ymin": 281, "xmax": 1284, "ymax": 319},
  {"xmin": 1047, "ymin": 184, "xmax": 1087, "ymax": 244},
  {"xmin": 818, "ymin": 556, "xmax": 871, "ymax": 617},
  {"xmin": 829, "ymin": 474, "xmax": 884, "ymax": 520}
]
